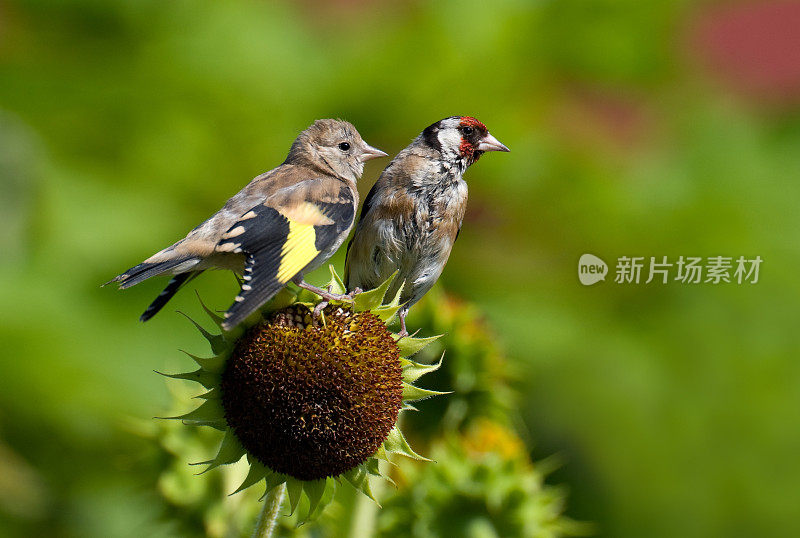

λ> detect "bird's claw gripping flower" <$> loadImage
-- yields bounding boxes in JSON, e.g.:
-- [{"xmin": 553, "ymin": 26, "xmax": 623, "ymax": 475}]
[{"xmin": 161, "ymin": 267, "xmax": 447, "ymax": 521}]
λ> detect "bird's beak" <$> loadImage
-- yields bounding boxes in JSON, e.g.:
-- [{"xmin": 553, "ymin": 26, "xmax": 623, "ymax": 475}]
[
  {"xmin": 477, "ymin": 133, "xmax": 510, "ymax": 153},
  {"xmin": 359, "ymin": 143, "xmax": 389, "ymax": 162}
]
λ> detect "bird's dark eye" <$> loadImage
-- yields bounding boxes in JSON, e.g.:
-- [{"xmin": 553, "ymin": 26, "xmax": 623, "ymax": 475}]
[
  {"xmin": 461, "ymin": 126, "xmax": 474, "ymax": 136},
  {"xmin": 338, "ymin": 142, "xmax": 351, "ymax": 151}
]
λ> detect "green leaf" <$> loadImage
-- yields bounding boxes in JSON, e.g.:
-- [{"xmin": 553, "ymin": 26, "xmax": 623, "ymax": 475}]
[
  {"xmin": 365, "ymin": 457, "xmax": 381, "ymax": 476},
  {"xmin": 401, "ymin": 354, "xmax": 444, "ymax": 383},
  {"xmin": 262, "ymin": 472, "xmax": 290, "ymax": 500},
  {"xmin": 179, "ymin": 350, "xmax": 227, "ymax": 374},
  {"xmin": 354, "ymin": 270, "xmax": 398, "ymax": 312},
  {"xmin": 305, "ymin": 479, "xmax": 336, "ymax": 523},
  {"xmin": 193, "ymin": 387, "xmax": 221, "ymax": 400},
  {"xmin": 163, "ymin": 398, "xmax": 224, "ymax": 423},
  {"xmin": 178, "ymin": 311, "xmax": 227, "ymax": 354},
  {"xmin": 373, "ymin": 445, "xmax": 388, "ymax": 461},
  {"xmin": 195, "ymin": 291, "xmax": 224, "ymax": 327},
  {"xmin": 156, "ymin": 368, "xmax": 217, "ymax": 389},
  {"xmin": 397, "ymin": 335, "xmax": 443, "ymax": 357},
  {"xmin": 343, "ymin": 466, "xmax": 378, "ymax": 504},
  {"xmin": 286, "ymin": 479, "xmax": 303, "ymax": 516},
  {"xmin": 383, "ymin": 426, "xmax": 429, "ymax": 461},
  {"xmin": 371, "ymin": 304, "xmax": 402, "ymax": 322},
  {"xmin": 198, "ymin": 427, "xmax": 245, "ymax": 473},
  {"xmin": 203, "ymin": 421, "xmax": 227, "ymax": 431},
  {"xmin": 364, "ymin": 457, "xmax": 396, "ymax": 487},
  {"xmin": 327, "ymin": 264, "xmax": 346, "ymax": 295},
  {"xmin": 295, "ymin": 287, "xmax": 320, "ymax": 304},
  {"xmin": 402, "ymin": 382, "xmax": 450, "ymax": 401},
  {"xmin": 231, "ymin": 455, "xmax": 269, "ymax": 495},
  {"xmin": 302, "ymin": 478, "xmax": 328, "ymax": 519},
  {"xmin": 386, "ymin": 280, "xmax": 405, "ymax": 308},
  {"xmin": 373, "ymin": 447, "xmax": 401, "ymax": 471}
]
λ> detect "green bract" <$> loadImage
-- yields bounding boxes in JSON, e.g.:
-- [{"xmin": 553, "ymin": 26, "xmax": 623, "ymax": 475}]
[{"xmin": 161, "ymin": 267, "xmax": 445, "ymax": 523}]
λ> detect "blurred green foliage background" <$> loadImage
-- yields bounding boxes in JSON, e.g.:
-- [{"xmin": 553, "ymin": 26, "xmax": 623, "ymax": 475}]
[{"xmin": 2, "ymin": 0, "xmax": 800, "ymax": 536}]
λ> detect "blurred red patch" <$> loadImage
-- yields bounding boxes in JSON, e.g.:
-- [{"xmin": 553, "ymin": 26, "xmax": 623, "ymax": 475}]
[
  {"xmin": 297, "ymin": 0, "xmax": 394, "ymax": 27},
  {"xmin": 692, "ymin": 1, "xmax": 800, "ymax": 104},
  {"xmin": 550, "ymin": 86, "xmax": 656, "ymax": 153}
]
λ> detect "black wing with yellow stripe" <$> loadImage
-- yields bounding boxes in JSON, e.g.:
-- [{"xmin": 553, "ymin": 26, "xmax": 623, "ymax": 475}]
[{"xmin": 218, "ymin": 183, "xmax": 355, "ymax": 330}]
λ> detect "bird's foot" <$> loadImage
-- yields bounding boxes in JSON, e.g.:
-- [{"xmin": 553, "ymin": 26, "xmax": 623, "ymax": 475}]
[
  {"xmin": 347, "ymin": 287, "xmax": 363, "ymax": 300},
  {"xmin": 313, "ymin": 300, "xmax": 329, "ymax": 319},
  {"xmin": 395, "ymin": 327, "xmax": 422, "ymax": 342},
  {"xmin": 297, "ymin": 281, "xmax": 361, "ymax": 303},
  {"xmin": 297, "ymin": 282, "xmax": 364, "ymax": 321},
  {"xmin": 395, "ymin": 308, "xmax": 411, "ymax": 340}
]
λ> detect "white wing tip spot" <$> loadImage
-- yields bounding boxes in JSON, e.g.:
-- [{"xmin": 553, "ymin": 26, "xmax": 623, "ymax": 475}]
[
  {"xmin": 222, "ymin": 226, "xmax": 246, "ymax": 239},
  {"xmin": 217, "ymin": 242, "xmax": 242, "ymax": 253}
]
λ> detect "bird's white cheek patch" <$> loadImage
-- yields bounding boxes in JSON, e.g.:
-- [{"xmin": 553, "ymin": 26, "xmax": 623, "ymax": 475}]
[{"xmin": 437, "ymin": 129, "xmax": 462, "ymax": 157}]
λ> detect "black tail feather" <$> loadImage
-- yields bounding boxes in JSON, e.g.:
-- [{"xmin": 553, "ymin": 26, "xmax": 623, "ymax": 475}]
[
  {"xmin": 139, "ymin": 271, "xmax": 203, "ymax": 322},
  {"xmin": 107, "ymin": 257, "xmax": 195, "ymax": 289}
]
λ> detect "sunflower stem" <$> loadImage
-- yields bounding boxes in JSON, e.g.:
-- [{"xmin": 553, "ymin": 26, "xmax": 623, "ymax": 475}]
[
  {"xmin": 251, "ymin": 483, "xmax": 286, "ymax": 538},
  {"xmin": 348, "ymin": 483, "xmax": 380, "ymax": 538}
]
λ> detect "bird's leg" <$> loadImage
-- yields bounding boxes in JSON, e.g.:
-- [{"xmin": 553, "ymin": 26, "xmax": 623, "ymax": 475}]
[
  {"xmin": 312, "ymin": 285, "xmax": 333, "ymax": 318},
  {"xmin": 396, "ymin": 306, "xmax": 410, "ymax": 339},
  {"xmin": 296, "ymin": 280, "xmax": 362, "ymax": 302},
  {"xmin": 313, "ymin": 300, "xmax": 329, "ymax": 318},
  {"xmin": 297, "ymin": 280, "xmax": 353, "ymax": 302},
  {"xmin": 297, "ymin": 280, "xmax": 364, "ymax": 319}
]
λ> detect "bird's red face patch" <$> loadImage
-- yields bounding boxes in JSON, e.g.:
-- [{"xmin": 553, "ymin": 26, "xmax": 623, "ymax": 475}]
[
  {"xmin": 458, "ymin": 116, "xmax": 488, "ymax": 162},
  {"xmin": 459, "ymin": 116, "xmax": 487, "ymax": 131}
]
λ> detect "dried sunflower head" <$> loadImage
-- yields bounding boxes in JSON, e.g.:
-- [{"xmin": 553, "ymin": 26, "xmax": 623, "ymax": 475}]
[{"xmin": 161, "ymin": 267, "xmax": 445, "ymax": 521}]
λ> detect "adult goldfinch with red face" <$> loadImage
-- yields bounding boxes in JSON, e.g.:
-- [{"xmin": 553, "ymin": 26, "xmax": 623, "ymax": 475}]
[
  {"xmin": 107, "ymin": 119, "xmax": 387, "ymax": 330},
  {"xmin": 345, "ymin": 116, "xmax": 509, "ymax": 336}
]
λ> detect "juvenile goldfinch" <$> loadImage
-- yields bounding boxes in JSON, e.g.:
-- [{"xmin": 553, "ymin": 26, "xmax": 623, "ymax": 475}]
[
  {"xmin": 345, "ymin": 116, "xmax": 509, "ymax": 335},
  {"xmin": 107, "ymin": 119, "xmax": 387, "ymax": 330}
]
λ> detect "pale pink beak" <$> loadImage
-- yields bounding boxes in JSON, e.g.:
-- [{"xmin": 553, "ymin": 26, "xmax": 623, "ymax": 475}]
[
  {"xmin": 359, "ymin": 143, "xmax": 389, "ymax": 162},
  {"xmin": 477, "ymin": 133, "xmax": 510, "ymax": 153}
]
